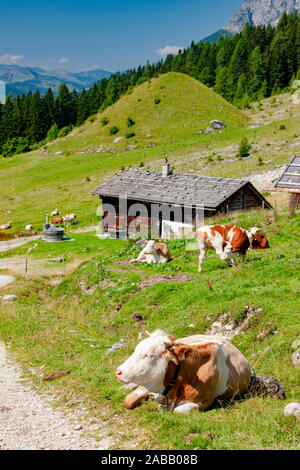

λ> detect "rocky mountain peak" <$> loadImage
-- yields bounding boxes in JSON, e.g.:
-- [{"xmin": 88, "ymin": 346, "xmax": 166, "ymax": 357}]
[{"xmin": 224, "ymin": 0, "xmax": 300, "ymax": 33}]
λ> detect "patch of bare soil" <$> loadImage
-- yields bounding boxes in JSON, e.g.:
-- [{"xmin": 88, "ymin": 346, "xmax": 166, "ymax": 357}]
[
  {"xmin": 138, "ymin": 273, "xmax": 198, "ymax": 291},
  {"xmin": 115, "ymin": 259, "xmax": 133, "ymax": 267},
  {"xmin": 100, "ymin": 279, "xmax": 117, "ymax": 288},
  {"xmin": 78, "ymin": 280, "xmax": 97, "ymax": 295}
]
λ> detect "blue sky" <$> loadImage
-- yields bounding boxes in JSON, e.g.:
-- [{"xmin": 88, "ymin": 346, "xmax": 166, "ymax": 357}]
[{"xmin": 0, "ymin": 0, "xmax": 242, "ymax": 72}]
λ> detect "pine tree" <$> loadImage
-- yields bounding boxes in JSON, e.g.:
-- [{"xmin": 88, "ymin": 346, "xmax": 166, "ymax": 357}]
[
  {"xmin": 214, "ymin": 66, "xmax": 234, "ymax": 102},
  {"xmin": 248, "ymin": 46, "xmax": 267, "ymax": 98},
  {"xmin": 77, "ymin": 89, "xmax": 90, "ymax": 125}
]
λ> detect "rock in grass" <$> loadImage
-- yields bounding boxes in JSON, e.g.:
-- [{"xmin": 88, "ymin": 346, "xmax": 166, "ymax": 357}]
[
  {"xmin": 2, "ymin": 295, "xmax": 18, "ymax": 301},
  {"xmin": 291, "ymin": 340, "xmax": 300, "ymax": 351},
  {"xmin": 103, "ymin": 342, "xmax": 127, "ymax": 358},
  {"xmin": 284, "ymin": 403, "xmax": 300, "ymax": 420},
  {"xmin": 210, "ymin": 120, "xmax": 226, "ymax": 130},
  {"xmin": 249, "ymin": 375, "xmax": 285, "ymax": 399},
  {"xmin": 291, "ymin": 349, "xmax": 300, "ymax": 367}
]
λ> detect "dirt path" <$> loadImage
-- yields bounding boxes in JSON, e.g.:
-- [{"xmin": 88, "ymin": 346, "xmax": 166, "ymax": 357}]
[
  {"xmin": 0, "ymin": 236, "xmax": 39, "ymax": 253},
  {"xmin": 0, "ymin": 275, "xmax": 15, "ymax": 289},
  {"xmin": 0, "ymin": 356, "xmax": 113, "ymax": 450}
]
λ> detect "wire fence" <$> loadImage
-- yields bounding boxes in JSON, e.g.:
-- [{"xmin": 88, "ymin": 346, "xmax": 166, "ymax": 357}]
[{"xmin": 0, "ymin": 255, "xmax": 65, "ymax": 273}]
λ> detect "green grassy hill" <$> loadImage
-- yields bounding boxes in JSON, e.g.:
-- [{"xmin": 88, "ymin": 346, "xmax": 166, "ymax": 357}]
[
  {"xmin": 0, "ymin": 73, "xmax": 299, "ymax": 234},
  {"xmin": 0, "ymin": 210, "xmax": 299, "ymax": 449},
  {"xmin": 48, "ymin": 72, "xmax": 249, "ymax": 154}
]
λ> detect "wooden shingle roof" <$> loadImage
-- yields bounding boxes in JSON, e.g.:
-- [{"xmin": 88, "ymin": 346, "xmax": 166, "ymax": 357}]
[
  {"xmin": 275, "ymin": 156, "xmax": 300, "ymax": 193},
  {"xmin": 91, "ymin": 169, "xmax": 258, "ymax": 210}
]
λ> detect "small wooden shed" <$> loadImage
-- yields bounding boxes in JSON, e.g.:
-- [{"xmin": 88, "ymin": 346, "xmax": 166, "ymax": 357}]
[
  {"xmin": 91, "ymin": 164, "xmax": 272, "ymax": 239},
  {"xmin": 275, "ymin": 156, "xmax": 300, "ymax": 210}
]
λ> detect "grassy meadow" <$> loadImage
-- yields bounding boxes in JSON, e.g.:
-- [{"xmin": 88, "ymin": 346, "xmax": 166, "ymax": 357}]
[
  {"xmin": 0, "ymin": 210, "xmax": 299, "ymax": 449},
  {"xmin": 0, "ymin": 73, "xmax": 299, "ymax": 234},
  {"xmin": 0, "ymin": 71, "xmax": 299, "ymax": 450}
]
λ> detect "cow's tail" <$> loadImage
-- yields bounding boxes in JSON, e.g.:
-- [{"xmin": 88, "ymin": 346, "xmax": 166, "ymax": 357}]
[{"xmin": 248, "ymin": 374, "xmax": 286, "ymax": 399}]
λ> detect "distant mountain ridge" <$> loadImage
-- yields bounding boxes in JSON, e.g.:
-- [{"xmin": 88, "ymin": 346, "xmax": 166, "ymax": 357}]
[
  {"xmin": 0, "ymin": 65, "xmax": 112, "ymax": 96},
  {"xmin": 203, "ymin": 0, "xmax": 300, "ymax": 42}
]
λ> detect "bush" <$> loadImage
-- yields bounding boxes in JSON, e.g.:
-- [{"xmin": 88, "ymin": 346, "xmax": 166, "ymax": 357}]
[
  {"xmin": 125, "ymin": 131, "xmax": 135, "ymax": 139},
  {"xmin": 58, "ymin": 126, "xmax": 72, "ymax": 138},
  {"xmin": 279, "ymin": 124, "xmax": 286, "ymax": 130},
  {"xmin": 127, "ymin": 117, "xmax": 135, "ymax": 127},
  {"xmin": 46, "ymin": 123, "xmax": 59, "ymax": 142},
  {"xmin": 257, "ymin": 156, "xmax": 264, "ymax": 166},
  {"xmin": 30, "ymin": 140, "xmax": 46, "ymax": 151},
  {"xmin": 237, "ymin": 137, "xmax": 252, "ymax": 159},
  {"xmin": 101, "ymin": 116, "xmax": 109, "ymax": 126},
  {"xmin": 2, "ymin": 137, "xmax": 30, "ymax": 157},
  {"xmin": 109, "ymin": 126, "xmax": 119, "ymax": 135},
  {"xmin": 88, "ymin": 115, "xmax": 96, "ymax": 123},
  {"xmin": 154, "ymin": 98, "xmax": 161, "ymax": 105}
]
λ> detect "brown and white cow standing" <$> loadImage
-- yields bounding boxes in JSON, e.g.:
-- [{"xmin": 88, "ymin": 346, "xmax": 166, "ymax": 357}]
[
  {"xmin": 50, "ymin": 217, "xmax": 64, "ymax": 226},
  {"xmin": 196, "ymin": 225, "xmax": 269, "ymax": 272},
  {"xmin": 116, "ymin": 330, "xmax": 252, "ymax": 413}
]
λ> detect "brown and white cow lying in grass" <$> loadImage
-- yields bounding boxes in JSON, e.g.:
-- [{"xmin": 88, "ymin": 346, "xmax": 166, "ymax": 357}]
[
  {"xmin": 196, "ymin": 225, "xmax": 269, "ymax": 272},
  {"xmin": 130, "ymin": 240, "xmax": 171, "ymax": 265},
  {"xmin": 0, "ymin": 222, "xmax": 12, "ymax": 231},
  {"xmin": 116, "ymin": 330, "xmax": 252, "ymax": 413}
]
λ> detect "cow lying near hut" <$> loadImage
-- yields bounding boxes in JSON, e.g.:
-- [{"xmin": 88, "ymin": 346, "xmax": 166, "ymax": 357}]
[
  {"xmin": 196, "ymin": 225, "xmax": 269, "ymax": 272},
  {"xmin": 116, "ymin": 331, "xmax": 253, "ymax": 413},
  {"xmin": 130, "ymin": 240, "xmax": 171, "ymax": 265},
  {"xmin": 0, "ymin": 222, "xmax": 12, "ymax": 230}
]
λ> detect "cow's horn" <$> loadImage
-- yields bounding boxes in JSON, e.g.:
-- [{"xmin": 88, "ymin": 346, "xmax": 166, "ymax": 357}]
[{"xmin": 144, "ymin": 330, "xmax": 151, "ymax": 336}]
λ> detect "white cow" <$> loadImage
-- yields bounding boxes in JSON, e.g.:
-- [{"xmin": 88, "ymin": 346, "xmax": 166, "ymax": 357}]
[
  {"xmin": 130, "ymin": 240, "xmax": 171, "ymax": 265},
  {"xmin": 63, "ymin": 213, "xmax": 77, "ymax": 225},
  {"xmin": 51, "ymin": 209, "xmax": 60, "ymax": 216}
]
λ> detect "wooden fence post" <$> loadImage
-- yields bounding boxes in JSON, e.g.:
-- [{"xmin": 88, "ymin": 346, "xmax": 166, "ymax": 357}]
[
  {"xmin": 25, "ymin": 258, "xmax": 28, "ymax": 274},
  {"xmin": 62, "ymin": 255, "xmax": 65, "ymax": 273}
]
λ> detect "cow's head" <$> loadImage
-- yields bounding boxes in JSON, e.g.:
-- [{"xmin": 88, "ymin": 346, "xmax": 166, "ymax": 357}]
[
  {"xmin": 143, "ymin": 240, "xmax": 156, "ymax": 255},
  {"xmin": 252, "ymin": 232, "xmax": 269, "ymax": 249},
  {"xmin": 116, "ymin": 330, "xmax": 190, "ymax": 394},
  {"xmin": 247, "ymin": 227, "xmax": 270, "ymax": 250}
]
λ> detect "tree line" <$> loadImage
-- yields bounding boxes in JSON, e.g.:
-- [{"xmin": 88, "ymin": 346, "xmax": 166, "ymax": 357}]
[{"xmin": 0, "ymin": 11, "xmax": 299, "ymax": 156}]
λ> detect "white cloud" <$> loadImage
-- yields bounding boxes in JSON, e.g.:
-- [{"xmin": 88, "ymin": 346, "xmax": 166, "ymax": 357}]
[
  {"xmin": 58, "ymin": 57, "xmax": 69, "ymax": 64},
  {"xmin": 0, "ymin": 54, "xmax": 24, "ymax": 65},
  {"xmin": 156, "ymin": 45, "xmax": 183, "ymax": 58}
]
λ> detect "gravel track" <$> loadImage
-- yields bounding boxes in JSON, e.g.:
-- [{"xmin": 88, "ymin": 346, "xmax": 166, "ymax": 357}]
[{"xmin": 0, "ymin": 357, "xmax": 112, "ymax": 450}]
